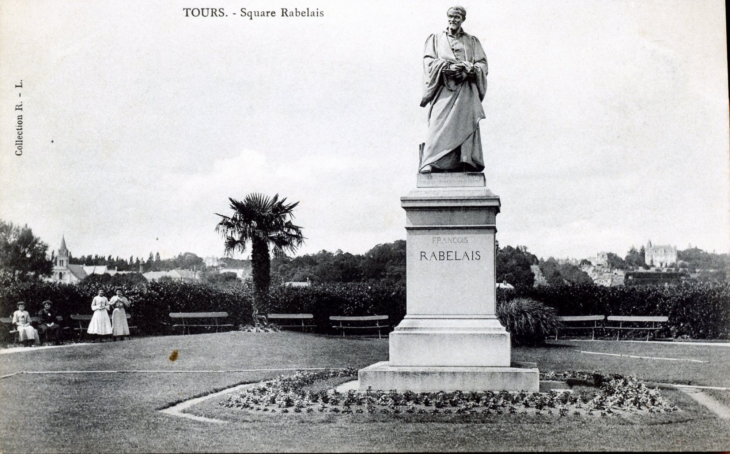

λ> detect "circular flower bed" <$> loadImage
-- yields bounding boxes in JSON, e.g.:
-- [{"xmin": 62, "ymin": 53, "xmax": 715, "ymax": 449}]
[{"xmin": 220, "ymin": 369, "xmax": 679, "ymax": 417}]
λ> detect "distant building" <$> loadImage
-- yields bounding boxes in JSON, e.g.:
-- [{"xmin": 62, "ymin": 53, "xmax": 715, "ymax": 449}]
[
  {"xmin": 204, "ymin": 256, "xmax": 221, "ymax": 267},
  {"xmin": 48, "ymin": 237, "xmax": 144, "ymax": 283},
  {"xmin": 645, "ymin": 240, "xmax": 677, "ymax": 268},
  {"xmin": 49, "ymin": 237, "xmax": 87, "ymax": 284},
  {"xmin": 586, "ymin": 252, "xmax": 609, "ymax": 267},
  {"xmin": 531, "ymin": 265, "xmax": 547, "ymax": 286},
  {"xmin": 143, "ymin": 269, "xmax": 199, "ymax": 282},
  {"xmin": 219, "ymin": 267, "xmax": 252, "ymax": 280},
  {"xmin": 590, "ymin": 269, "xmax": 625, "ymax": 287}
]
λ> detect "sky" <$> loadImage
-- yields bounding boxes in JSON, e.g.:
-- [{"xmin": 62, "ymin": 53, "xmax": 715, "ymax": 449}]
[{"xmin": 1, "ymin": 0, "xmax": 728, "ymax": 262}]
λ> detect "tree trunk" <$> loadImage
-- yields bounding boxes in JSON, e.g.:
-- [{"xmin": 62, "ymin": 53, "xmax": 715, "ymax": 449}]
[{"xmin": 250, "ymin": 237, "xmax": 271, "ymax": 317}]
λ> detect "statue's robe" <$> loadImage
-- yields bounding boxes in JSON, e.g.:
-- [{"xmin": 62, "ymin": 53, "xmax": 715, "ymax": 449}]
[{"xmin": 420, "ymin": 29, "xmax": 488, "ymax": 172}]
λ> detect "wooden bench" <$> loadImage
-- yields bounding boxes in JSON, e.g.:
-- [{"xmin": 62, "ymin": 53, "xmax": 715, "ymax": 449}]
[
  {"xmin": 169, "ymin": 312, "xmax": 233, "ymax": 335},
  {"xmin": 2, "ymin": 316, "xmax": 72, "ymax": 343},
  {"xmin": 605, "ymin": 315, "xmax": 669, "ymax": 341},
  {"xmin": 265, "ymin": 313, "xmax": 315, "ymax": 331},
  {"xmin": 38, "ymin": 316, "xmax": 71, "ymax": 343},
  {"xmin": 555, "ymin": 315, "xmax": 605, "ymax": 340},
  {"xmin": 329, "ymin": 315, "xmax": 389, "ymax": 339},
  {"xmin": 1, "ymin": 316, "xmax": 40, "ymax": 343},
  {"xmin": 71, "ymin": 313, "xmax": 137, "ymax": 339}
]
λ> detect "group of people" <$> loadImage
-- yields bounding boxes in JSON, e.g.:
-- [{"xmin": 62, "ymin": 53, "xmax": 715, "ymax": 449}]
[
  {"xmin": 9, "ymin": 288, "xmax": 132, "ymax": 347},
  {"xmin": 87, "ymin": 289, "xmax": 131, "ymax": 342}
]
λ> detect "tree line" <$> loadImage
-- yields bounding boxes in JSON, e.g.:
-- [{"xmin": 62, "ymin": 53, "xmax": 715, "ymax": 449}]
[
  {"xmin": 270, "ymin": 241, "xmax": 407, "ymax": 285},
  {"xmin": 68, "ymin": 251, "xmax": 205, "ymax": 272}
]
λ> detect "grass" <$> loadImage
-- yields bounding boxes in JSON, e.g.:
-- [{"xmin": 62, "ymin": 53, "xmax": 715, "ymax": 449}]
[
  {"xmin": 514, "ymin": 340, "xmax": 730, "ymax": 387},
  {"xmin": 1, "ymin": 332, "xmax": 729, "ymax": 452}
]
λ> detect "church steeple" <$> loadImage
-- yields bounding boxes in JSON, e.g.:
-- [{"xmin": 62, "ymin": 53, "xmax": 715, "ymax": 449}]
[{"xmin": 57, "ymin": 236, "xmax": 69, "ymax": 267}]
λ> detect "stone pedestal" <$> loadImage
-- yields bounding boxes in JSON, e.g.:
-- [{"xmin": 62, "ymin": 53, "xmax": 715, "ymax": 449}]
[{"xmin": 359, "ymin": 172, "xmax": 539, "ymax": 392}]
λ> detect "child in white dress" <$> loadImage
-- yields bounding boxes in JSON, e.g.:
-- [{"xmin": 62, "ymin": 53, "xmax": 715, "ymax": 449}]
[
  {"xmin": 12, "ymin": 302, "xmax": 40, "ymax": 346},
  {"xmin": 109, "ymin": 289, "xmax": 131, "ymax": 340},
  {"xmin": 87, "ymin": 289, "xmax": 112, "ymax": 341}
]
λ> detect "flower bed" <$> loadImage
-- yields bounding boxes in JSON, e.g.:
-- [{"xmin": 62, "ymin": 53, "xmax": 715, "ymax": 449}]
[{"xmin": 220, "ymin": 369, "xmax": 678, "ymax": 417}]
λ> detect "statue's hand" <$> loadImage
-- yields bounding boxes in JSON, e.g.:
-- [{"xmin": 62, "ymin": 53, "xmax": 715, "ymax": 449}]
[{"xmin": 452, "ymin": 71, "xmax": 467, "ymax": 83}]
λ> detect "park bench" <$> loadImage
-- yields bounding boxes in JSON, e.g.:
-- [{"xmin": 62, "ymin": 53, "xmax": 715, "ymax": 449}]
[
  {"xmin": 1, "ymin": 316, "xmax": 39, "ymax": 343},
  {"xmin": 38, "ymin": 315, "xmax": 71, "ymax": 343},
  {"xmin": 605, "ymin": 315, "xmax": 669, "ymax": 341},
  {"xmin": 265, "ymin": 313, "xmax": 315, "ymax": 331},
  {"xmin": 555, "ymin": 315, "xmax": 605, "ymax": 340},
  {"xmin": 169, "ymin": 312, "xmax": 233, "ymax": 335},
  {"xmin": 0, "ymin": 316, "xmax": 70, "ymax": 344},
  {"xmin": 329, "ymin": 315, "xmax": 389, "ymax": 339},
  {"xmin": 71, "ymin": 313, "xmax": 137, "ymax": 340}
]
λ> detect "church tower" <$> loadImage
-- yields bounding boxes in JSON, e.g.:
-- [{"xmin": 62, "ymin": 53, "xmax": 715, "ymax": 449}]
[
  {"xmin": 57, "ymin": 236, "xmax": 69, "ymax": 268},
  {"xmin": 48, "ymin": 236, "xmax": 86, "ymax": 283}
]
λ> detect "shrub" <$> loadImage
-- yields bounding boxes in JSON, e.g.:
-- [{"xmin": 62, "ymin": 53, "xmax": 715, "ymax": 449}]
[
  {"xmin": 496, "ymin": 298, "xmax": 562, "ymax": 346},
  {"xmin": 0, "ymin": 280, "xmax": 254, "ymax": 337}
]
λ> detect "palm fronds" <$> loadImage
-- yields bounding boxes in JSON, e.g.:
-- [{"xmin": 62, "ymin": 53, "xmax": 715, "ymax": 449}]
[{"xmin": 215, "ymin": 193, "xmax": 305, "ymax": 257}]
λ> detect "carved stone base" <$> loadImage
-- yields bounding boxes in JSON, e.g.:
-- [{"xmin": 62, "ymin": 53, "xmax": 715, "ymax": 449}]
[{"xmin": 389, "ymin": 316, "xmax": 511, "ymax": 367}]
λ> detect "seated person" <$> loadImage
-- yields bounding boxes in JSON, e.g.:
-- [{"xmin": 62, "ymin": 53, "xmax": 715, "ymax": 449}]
[
  {"xmin": 37, "ymin": 300, "xmax": 62, "ymax": 345},
  {"xmin": 12, "ymin": 302, "xmax": 40, "ymax": 347}
]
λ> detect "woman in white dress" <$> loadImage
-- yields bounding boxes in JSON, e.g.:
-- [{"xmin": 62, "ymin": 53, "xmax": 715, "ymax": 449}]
[
  {"xmin": 87, "ymin": 289, "xmax": 112, "ymax": 341},
  {"xmin": 12, "ymin": 301, "xmax": 40, "ymax": 346},
  {"xmin": 109, "ymin": 288, "xmax": 131, "ymax": 340}
]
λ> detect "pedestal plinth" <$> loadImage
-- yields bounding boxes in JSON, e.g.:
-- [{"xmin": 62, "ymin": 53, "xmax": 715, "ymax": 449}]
[{"xmin": 358, "ymin": 172, "xmax": 538, "ymax": 392}]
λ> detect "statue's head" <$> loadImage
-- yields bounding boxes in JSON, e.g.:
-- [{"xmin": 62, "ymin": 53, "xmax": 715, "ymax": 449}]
[{"xmin": 447, "ymin": 6, "xmax": 466, "ymax": 31}]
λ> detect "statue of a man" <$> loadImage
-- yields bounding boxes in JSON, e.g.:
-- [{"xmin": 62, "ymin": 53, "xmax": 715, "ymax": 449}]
[{"xmin": 419, "ymin": 6, "xmax": 488, "ymax": 174}]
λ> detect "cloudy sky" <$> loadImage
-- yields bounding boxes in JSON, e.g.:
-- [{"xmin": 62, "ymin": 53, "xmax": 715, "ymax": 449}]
[{"xmin": 1, "ymin": 0, "xmax": 728, "ymax": 262}]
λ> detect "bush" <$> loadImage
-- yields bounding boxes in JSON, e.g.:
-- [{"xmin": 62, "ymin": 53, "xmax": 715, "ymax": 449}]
[
  {"xmin": 496, "ymin": 298, "xmax": 561, "ymax": 346},
  {"xmin": 0, "ymin": 280, "xmax": 254, "ymax": 337},
  {"xmin": 3, "ymin": 279, "xmax": 727, "ymax": 340}
]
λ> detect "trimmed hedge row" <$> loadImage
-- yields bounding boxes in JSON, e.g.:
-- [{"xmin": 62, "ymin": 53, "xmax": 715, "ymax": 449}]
[
  {"xmin": 2, "ymin": 280, "xmax": 728, "ymax": 340},
  {"xmin": 500, "ymin": 282, "xmax": 730, "ymax": 339},
  {"xmin": 0, "ymin": 281, "xmax": 254, "ymax": 336},
  {"xmin": 261, "ymin": 282, "xmax": 407, "ymax": 332}
]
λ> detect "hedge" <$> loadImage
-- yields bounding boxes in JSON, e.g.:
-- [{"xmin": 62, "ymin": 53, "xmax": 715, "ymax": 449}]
[
  {"xmin": 2, "ymin": 280, "xmax": 728, "ymax": 340},
  {"xmin": 500, "ymin": 282, "xmax": 730, "ymax": 339},
  {"xmin": 261, "ymin": 282, "xmax": 407, "ymax": 332},
  {"xmin": 0, "ymin": 281, "xmax": 254, "ymax": 336}
]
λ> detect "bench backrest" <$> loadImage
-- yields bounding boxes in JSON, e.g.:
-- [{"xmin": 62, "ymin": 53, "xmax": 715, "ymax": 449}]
[
  {"xmin": 4, "ymin": 316, "xmax": 41, "ymax": 322},
  {"xmin": 558, "ymin": 315, "xmax": 605, "ymax": 322},
  {"xmin": 329, "ymin": 315, "xmax": 389, "ymax": 322},
  {"xmin": 69, "ymin": 314, "xmax": 129, "ymax": 321},
  {"xmin": 607, "ymin": 315, "xmax": 668, "ymax": 322},
  {"xmin": 5, "ymin": 316, "xmax": 62, "ymax": 323},
  {"xmin": 169, "ymin": 312, "xmax": 228, "ymax": 318},
  {"xmin": 267, "ymin": 313, "xmax": 313, "ymax": 319}
]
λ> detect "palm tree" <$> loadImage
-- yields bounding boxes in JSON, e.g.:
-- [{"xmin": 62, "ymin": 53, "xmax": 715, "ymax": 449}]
[{"xmin": 215, "ymin": 193, "xmax": 305, "ymax": 315}]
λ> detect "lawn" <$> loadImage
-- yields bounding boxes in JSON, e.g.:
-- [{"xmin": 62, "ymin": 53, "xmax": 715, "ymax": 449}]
[{"xmin": 1, "ymin": 332, "xmax": 729, "ymax": 452}]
